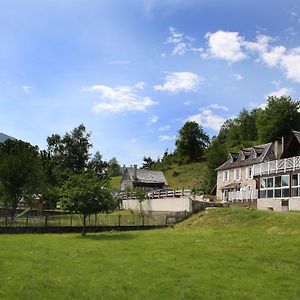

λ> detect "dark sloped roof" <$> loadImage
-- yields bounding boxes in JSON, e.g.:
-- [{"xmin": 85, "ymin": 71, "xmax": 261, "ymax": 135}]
[
  {"xmin": 126, "ymin": 167, "xmax": 168, "ymax": 185},
  {"xmin": 292, "ymin": 130, "xmax": 300, "ymax": 144},
  {"xmin": 216, "ymin": 142, "xmax": 274, "ymax": 171}
]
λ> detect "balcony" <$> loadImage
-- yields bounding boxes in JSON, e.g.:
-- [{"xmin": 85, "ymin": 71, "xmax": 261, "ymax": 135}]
[
  {"xmin": 227, "ymin": 189, "xmax": 258, "ymax": 201},
  {"xmin": 252, "ymin": 156, "xmax": 300, "ymax": 177}
]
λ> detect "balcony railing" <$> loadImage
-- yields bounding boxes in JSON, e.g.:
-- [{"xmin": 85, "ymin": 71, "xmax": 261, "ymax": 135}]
[
  {"xmin": 227, "ymin": 189, "xmax": 258, "ymax": 201},
  {"xmin": 252, "ymin": 156, "xmax": 300, "ymax": 177}
]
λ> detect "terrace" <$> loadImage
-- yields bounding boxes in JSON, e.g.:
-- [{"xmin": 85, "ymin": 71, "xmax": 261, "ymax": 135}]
[{"xmin": 253, "ymin": 155, "xmax": 300, "ymax": 177}]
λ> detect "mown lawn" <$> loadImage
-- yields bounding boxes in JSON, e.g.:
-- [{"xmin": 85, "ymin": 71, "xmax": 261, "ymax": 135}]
[{"xmin": 0, "ymin": 208, "xmax": 299, "ymax": 300}]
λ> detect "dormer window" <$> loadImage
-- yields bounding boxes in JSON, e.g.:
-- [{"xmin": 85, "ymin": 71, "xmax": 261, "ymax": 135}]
[{"xmin": 239, "ymin": 151, "xmax": 245, "ymax": 161}]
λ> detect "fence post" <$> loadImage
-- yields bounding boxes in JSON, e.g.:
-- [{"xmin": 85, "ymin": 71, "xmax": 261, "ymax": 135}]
[
  {"xmin": 5, "ymin": 216, "xmax": 7, "ymax": 228},
  {"xmin": 142, "ymin": 215, "xmax": 144, "ymax": 226},
  {"xmin": 26, "ymin": 215, "xmax": 29, "ymax": 227},
  {"xmin": 118, "ymin": 214, "xmax": 121, "ymax": 227},
  {"xmin": 70, "ymin": 214, "xmax": 73, "ymax": 227},
  {"xmin": 44, "ymin": 214, "xmax": 48, "ymax": 228}
]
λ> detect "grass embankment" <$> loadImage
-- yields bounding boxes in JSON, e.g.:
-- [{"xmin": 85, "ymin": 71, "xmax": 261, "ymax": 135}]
[
  {"xmin": 0, "ymin": 207, "xmax": 299, "ymax": 299},
  {"xmin": 110, "ymin": 162, "xmax": 207, "ymax": 191}
]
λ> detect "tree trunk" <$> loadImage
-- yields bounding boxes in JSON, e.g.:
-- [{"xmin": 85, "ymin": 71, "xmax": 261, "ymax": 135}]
[
  {"xmin": 82, "ymin": 213, "xmax": 87, "ymax": 236},
  {"xmin": 10, "ymin": 196, "xmax": 21, "ymax": 221}
]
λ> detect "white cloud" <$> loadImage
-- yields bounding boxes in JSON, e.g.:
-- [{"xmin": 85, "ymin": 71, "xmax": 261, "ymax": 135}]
[
  {"xmin": 158, "ymin": 125, "xmax": 171, "ymax": 131},
  {"xmin": 22, "ymin": 85, "xmax": 32, "ymax": 94},
  {"xmin": 84, "ymin": 82, "xmax": 157, "ymax": 113},
  {"xmin": 280, "ymin": 48, "xmax": 300, "ymax": 82},
  {"xmin": 167, "ymin": 27, "xmax": 202, "ymax": 56},
  {"xmin": 204, "ymin": 30, "xmax": 300, "ymax": 83},
  {"xmin": 205, "ymin": 31, "xmax": 246, "ymax": 63},
  {"xmin": 244, "ymin": 34, "xmax": 273, "ymax": 54},
  {"xmin": 154, "ymin": 72, "xmax": 202, "ymax": 93},
  {"xmin": 147, "ymin": 115, "xmax": 159, "ymax": 124},
  {"xmin": 200, "ymin": 104, "xmax": 229, "ymax": 112},
  {"xmin": 187, "ymin": 109, "xmax": 226, "ymax": 131},
  {"xmin": 261, "ymin": 46, "xmax": 286, "ymax": 67},
  {"xmin": 131, "ymin": 139, "xmax": 137, "ymax": 143},
  {"xmin": 249, "ymin": 102, "xmax": 267, "ymax": 110},
  {"xmin": 158, "ymin": 135, "xmax": 176, "ymax": 141},
  {"xmin": 234, "ymin": 73, "xmax": 244, "ymax": 80},
  {"xmin": 266, "ymin": 87, "xmax": 294, "ymax": 98}
]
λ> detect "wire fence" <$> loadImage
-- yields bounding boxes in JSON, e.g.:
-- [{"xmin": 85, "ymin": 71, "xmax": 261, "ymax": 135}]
[{"xmin": 0, "ymin": 211, "xmax": 188, "ymax": 229}]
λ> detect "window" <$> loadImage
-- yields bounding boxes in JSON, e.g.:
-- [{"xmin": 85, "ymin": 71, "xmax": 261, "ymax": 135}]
[
  {"xmin": 234, "ymin": 169, "xmax": 241, "ymax": 181},
  {"xmin": 259, "ymin": 175, "xmax": 290, "ymax": 199},
  {"xmin": 223, "ymin": 170, "xmax": 229, "ymax": 182},
  {"xmin": 246, "ymin": 166, "xmax": 253, "ymax": 179},
  {"xmin": 291, "ymin": 173, "xmax": 300, "ymax": 197}
]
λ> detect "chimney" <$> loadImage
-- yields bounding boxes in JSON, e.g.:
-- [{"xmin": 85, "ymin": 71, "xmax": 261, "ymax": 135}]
[
  {"xmin": 133, "ymin": 164, "xmax": 138, "ymax": 180},
  {"xmin": 274, "ymin": 138, "xmax": 284, "ymax": 159}
]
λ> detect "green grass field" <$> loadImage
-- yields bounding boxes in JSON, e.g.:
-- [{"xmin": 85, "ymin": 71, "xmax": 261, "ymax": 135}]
[{"xmin": 0, "ymin": 208, "xmax": 299, "ymax": 300}]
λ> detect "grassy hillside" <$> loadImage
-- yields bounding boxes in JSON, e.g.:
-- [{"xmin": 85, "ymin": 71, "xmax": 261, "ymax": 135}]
[
  {"xmin": 163, "ymin": 162, "xmax": 207, "ymax": 190},
  {"xmin": 0, "ymin": 208, "xmax": 299, "ymax": 299},
  {"xmin": 110, "ymin": 175, "xmax": 121, "ymax": 191},
  {"xmin": 110, "ymin": 162, "xmax": 207, "ymax": 191}
]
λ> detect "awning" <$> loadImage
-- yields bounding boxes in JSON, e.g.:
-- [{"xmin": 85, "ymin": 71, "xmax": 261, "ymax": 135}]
[{"xmin": 221, "ymin": 183, "xmax": 241, "ymax": 190}]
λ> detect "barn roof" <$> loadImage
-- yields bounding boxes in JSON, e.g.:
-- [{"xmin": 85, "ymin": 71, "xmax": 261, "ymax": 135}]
[{"xmin": 126, "ymin": 167, "xmax": 168, "ymax": 185}]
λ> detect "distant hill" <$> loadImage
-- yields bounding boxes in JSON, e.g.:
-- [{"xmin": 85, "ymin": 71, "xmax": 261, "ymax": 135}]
[
  {"xmin": 0, "ymin": 132, "xmax": 16, "ymax": 143},
  {"xmin": 110, "ymin": 162, "xmax": 207, "ymax": 191}
]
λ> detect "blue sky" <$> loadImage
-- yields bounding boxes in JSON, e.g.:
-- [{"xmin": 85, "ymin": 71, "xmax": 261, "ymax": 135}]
[{"xmin": 0, "ymin": 0, "xmax": 300, "ymax": 166}]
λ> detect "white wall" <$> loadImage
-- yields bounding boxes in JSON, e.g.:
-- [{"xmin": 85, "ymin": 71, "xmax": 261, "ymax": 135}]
[
  {"xmin": 289, "ymin": 198, "xmax": 300, "ymax": 211},
  {"xmin": 257, "ymin": 198, "xmax": 300, "ymax": 212},
  {"xmin": 122, "ymin": 197, "xmax": 192, "ymax": 212}
]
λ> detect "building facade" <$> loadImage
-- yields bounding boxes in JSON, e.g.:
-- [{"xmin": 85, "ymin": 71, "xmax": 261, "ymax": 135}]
[
  {"xmin": 216, "ymin": 141, "xmax": 282, "ymax": 203},
  {"xmin": 216, "ymin": 131, "xmax": 300, "ymax": 212}
]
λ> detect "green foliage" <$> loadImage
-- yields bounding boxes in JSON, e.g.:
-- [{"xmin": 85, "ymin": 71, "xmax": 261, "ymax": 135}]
[
  {"xmin": 47, "ymin": 123, "xmax": 92, "ymax": 175},
  {"xmin": 107, "ymin": 157, "xmax": 122, "ymax": 177},
  {"xmin": 257, "ymin": 96, "xmax": 300, "ymax": 142},
  {"xmin": 0, "ymin": 140, "xmax": 44, "ymax": 217},
  {"xmin": 61, "ymin": 173, "xmax": 117, "ymax": 234},
  {"xmin": 61, "ymin": 173, "xmax": 115, "ymax": 215},
  {"xmin": 87, "ymin": 151, "xmax": 109, "ymax": 179},
  {"xmin": 175, "ymin": 121, "xmax": 210, "ymax": 163}
]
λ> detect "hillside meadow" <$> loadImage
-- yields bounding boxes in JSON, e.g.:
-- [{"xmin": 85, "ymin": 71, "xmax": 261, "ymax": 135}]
[
  {"xmin": 110, "ymin": 162, "xmax": 207, "ymax": 191},
  {"xmin": 0, "ymin": 208, "xmax": 299, "ymax": 299}
]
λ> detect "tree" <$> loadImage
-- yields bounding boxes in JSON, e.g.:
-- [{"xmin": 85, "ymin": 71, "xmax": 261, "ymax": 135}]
[
  {"xmin": 88, "ymin": 151, "xmax": 109, "ymax": 179},
  {"xmin": 0, "ymin": 140, "xmax": 44, "ymax": 219},
  {"xmin": 142, "ymin": 156, "xmax": 154, "ymax": 169},
  {"xmin": 47, "ymin": 123, "xmax": 92, "ymax": 175},
  {"xmin": 61, "ymin": 173, "xmax": 117, "ymax": 235},
  {"xmin": 107, "ymin": 157, "xmax": 122, "ymax": 177},
  {"xmin": 175, "ymin": 121, "xmax": 210, "ymax": 163},
  {"xmin": 257, "ymin": 96, "xmax": 300, "ymax": 142}
]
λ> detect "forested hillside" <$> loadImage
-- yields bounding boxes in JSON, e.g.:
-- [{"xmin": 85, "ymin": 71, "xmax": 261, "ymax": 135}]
[{"xmin": 141, "ymin": 96, "xmax": 300, "ymax": 193}]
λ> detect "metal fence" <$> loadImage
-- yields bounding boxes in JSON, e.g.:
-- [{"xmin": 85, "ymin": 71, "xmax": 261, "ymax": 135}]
[{"xmin": 0, "ymin": 211, "xmax": 188, "ymax": 229}]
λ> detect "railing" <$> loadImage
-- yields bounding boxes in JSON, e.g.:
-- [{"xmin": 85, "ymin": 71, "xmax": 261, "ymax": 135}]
[
  {"xmin": 119, "ymin": 189, "xmax": 191, "ymax": 200},
  {"xmin": 228, "ymin": 189, "xmax": 258, "ymax": 201},
  {"xmin": 253, "ymin": 156, "xmax": 300, "ymax": 176}
]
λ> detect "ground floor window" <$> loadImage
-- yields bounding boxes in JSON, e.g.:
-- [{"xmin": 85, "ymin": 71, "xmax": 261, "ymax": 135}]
[{"xmin": 259, "ymin": 175, "xmax": 289, "ymax": 198}]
